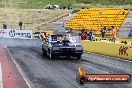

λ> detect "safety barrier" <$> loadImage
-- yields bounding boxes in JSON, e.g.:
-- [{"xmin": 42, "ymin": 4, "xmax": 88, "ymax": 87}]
[
  {"xmin": 0, "ymin": 29, "xmax": 53, "ymax": 39},
  {"xmin": 0, "ymin": 29, "xmax": 32, "ymax": 39},
  {"xmin": 80, "ymin": 40, "xmax": 132, "ymax": 60}
]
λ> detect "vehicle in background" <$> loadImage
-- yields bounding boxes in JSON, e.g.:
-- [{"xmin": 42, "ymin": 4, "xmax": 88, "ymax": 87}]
[{"xmin": 41, "ymin": 34, "xmax": 83, "ymax": 59}]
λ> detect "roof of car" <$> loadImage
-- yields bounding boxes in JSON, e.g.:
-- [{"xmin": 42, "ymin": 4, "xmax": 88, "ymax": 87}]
[{"xmin": 51, "ymin": 34, "xmax": 67, "ymax": 36}]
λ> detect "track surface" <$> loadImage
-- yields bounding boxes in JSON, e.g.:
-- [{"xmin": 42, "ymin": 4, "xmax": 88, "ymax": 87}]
[{"xmin": 1, "ymin": 38, "xmax": 132, "ymax": 88}]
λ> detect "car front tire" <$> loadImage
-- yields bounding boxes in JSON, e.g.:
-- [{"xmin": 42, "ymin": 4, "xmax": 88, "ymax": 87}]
[{"xmin": 42, "ymin": 50, "xmax": 47, "ymax": 57}]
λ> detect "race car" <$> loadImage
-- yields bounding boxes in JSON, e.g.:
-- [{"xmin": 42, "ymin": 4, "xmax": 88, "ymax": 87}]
[{"xmin": 41, "ymin": 34, "xmax": 83, "ymax": 59}]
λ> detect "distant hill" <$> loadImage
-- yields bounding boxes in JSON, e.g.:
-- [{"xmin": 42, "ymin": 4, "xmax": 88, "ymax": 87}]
[{"xmin": 1, "ymin": 0, "xmax": 132, "ymax": 9}]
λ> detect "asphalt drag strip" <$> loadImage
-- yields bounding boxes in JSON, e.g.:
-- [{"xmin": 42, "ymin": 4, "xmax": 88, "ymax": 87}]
[
  {"xmin": 1, "ymin": 38, "xmax": 132, "ymax": 88},
  {"xmin": 8, "ymin": 46, "xmax": 132, "ymax": 88},
  {"xmin": 0, "ymin": 44, "xmax": 28, "ymax": 88}
]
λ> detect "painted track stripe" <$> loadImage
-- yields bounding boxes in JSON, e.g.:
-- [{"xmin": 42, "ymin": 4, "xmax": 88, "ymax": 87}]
[
  {"xmin": 4, "ymin": 44, "xmax": 34, "ymax": 88},
  {"xmin": 0, "ymin": 63, "xmax": 3, "ymax": 88}
]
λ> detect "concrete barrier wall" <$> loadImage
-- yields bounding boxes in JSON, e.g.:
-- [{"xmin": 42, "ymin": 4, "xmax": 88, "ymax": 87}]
[
  {"xmin": 81, "ymin": 40, "xmax": 132, "ymax": 60},
  {"xmin": 0, "ymin": 29, "xmax": 53, "ymax": 39}
]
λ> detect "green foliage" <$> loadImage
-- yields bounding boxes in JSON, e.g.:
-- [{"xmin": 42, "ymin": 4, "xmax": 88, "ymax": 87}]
[
  {"xmin": 1, "ymin": 0, "xmax": 132, "ymax": 9},
  {"xmin": 10, "ymin": 0, "xmax": 77, "ymax": 9}
]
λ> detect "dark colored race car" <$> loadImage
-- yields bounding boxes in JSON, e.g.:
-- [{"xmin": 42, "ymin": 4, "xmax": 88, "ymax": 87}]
[{"xmin": 41, "ymin": 34, "xmax": 83, "ymax": 59}]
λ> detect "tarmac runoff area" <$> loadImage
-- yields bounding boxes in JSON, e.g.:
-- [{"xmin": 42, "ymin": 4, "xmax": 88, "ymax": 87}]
[
  {"xmin": 0, "ymin": 43, "xmax": 28, "ymax": 88},
  {"xmin": 0, "ymin": 38, "xmax": 131, "ymax": 88}
]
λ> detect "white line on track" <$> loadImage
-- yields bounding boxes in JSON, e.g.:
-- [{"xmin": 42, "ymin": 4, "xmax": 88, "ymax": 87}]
[
  {"xmin": 4, "ymin": 44, "xmax": 35, "ymax": 88},
  {"xmin": 0, "ymin": 63, "xmax": 3, "ymax": 88}
]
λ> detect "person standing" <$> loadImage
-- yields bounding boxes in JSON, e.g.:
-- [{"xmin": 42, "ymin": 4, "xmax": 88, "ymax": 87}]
[
  {"xmin": 111, "ymin": 26, "xmax": 117, "ymax": 43},
  {"xmin": 40, "ymin": 32, "xmax": 46, "ymax": 42},
  {"xmin": 19, "ymin": 21, "xmax": 23, "ymax": 30},
  {"xmin": 88, "ymin": 31, "xmax": 93, "ymax": 41},
  {"xmin": 101, "ymin": 27, "xmax": 106, "ymax": 38},
  {"xmin": 81, "ymin": 32, "xmax": 87, "ymax": 40},
  {"xmin": 3, "ymin": 23, "xmax": 7, "ymax": 29}
]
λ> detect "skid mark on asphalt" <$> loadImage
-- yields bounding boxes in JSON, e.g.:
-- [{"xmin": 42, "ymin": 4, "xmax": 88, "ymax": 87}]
[
  {"xmin": 24, "ymin": 49, "xmax": 82, "ymax": 88},
  {"xmin": 13, "ymin": 47, "xmax": 122, "ymax": 88},
  {"xmin": 8, "ymin": 47, "xmax": 83, "ymax": 88},
  {"xmin": 0, "ymin": 63, "xmax": 3, "ymax": 88}
]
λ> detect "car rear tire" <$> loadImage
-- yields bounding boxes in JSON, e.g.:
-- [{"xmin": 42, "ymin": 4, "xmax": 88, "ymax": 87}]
[{"xmin": 42, "ymin": 50, "xmax": 47, "ymax": 57}]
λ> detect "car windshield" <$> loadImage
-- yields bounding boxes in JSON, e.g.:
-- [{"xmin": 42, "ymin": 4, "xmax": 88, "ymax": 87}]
[{"xmin": 50, "ymin": 34, "xmax": 77, "ymax": 43}]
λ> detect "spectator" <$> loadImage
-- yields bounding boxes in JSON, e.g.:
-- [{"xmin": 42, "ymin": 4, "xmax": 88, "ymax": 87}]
[
  {"xmin": 87, "ymin": 31, "xmax": 93, "ymax": 41},
  {"xmin": 81, "ymin": 32, "xmax": 87, "ymax": 40},
  {"xmin": 111, "ymin": 26, "xmax": 117, "ymax": 43},
  {"xmin": 101, "ymin": 27, "xmax": 106, "ymax": 38},
  {"xmin": 40, "ymin": 32, "xmax": 46, "ymax": 42},
  {"xmin": 19, "ymin": 21, "xmax": 23, "ymax": 30},
  {"xmin": 3, "ymin": 23, "xmax": 7, "ymax": 29},
  {"xmin": 128, "ymin": 29, "xmax": 132, "ymax": 37}
]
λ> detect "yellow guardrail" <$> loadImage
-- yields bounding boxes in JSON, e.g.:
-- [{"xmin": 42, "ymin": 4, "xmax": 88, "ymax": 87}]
[{"xmin": 80, "ymin": 40, "xmax": 132, "ymax": 60}]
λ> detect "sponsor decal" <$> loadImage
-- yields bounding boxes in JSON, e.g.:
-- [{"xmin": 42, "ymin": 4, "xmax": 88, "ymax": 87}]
[
  {"xmin": 33, "ymin": 32, "xmax": 46, "ymax": 39},
  {"xmin": 76, "ymin": 67, "xmax": 131, "ymax": 84},
  {"xmin": 9, "ymin": 30, "xmax": 31, "ymax": 38},
  {"xmin": 16, "ymin": 32, "xmax": 31, "ymax": 38},
  {"xmin": 9, "ymin": 30, "xmax": 16, "ymax": 37},
  {"xmin": 0, "ymin": 30, "xmax": 6, "ymax": 34},
  {"xmin": 119, "ymin": 46, "xmax": 128, "ymax": 56},
  {"xmin": 33, "ymin": 32, "xmax": 41, "ymax": 39}
]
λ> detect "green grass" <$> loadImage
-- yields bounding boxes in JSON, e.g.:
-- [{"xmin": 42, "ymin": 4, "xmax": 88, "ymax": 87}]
[
  {"xmin": 0, "ymin": 8, "xmax": 71, "ymax": 30},
  {"xmin": 1, "ymin": 0, "xmax": 132, "ymax": 9},
  {"xmin": 9, "ymin": 0, "xmax": 77, "ymax": 9}
]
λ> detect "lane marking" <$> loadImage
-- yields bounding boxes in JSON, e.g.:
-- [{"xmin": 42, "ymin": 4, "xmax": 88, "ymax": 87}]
[
  {"xmin": 0, "ymin": 63, "xmax": 3, "ymax": 88},
  {"xmin": 4, "ymin": 44, "xmax": 35, "ymax": 88}
]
